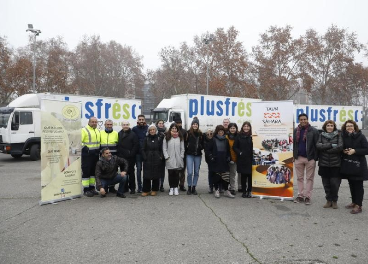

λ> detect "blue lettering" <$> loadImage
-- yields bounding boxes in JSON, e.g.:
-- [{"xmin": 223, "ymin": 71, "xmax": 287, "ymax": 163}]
[
  {"xmin": 296, "ymin": 108, "xmax": 304, "ymax": 124},
  {"xmin": 333, "ymin": 110, "xmax": 338, "ymax": 121},
  {"xmin": 216, "ymin": 101, "xmax": 223, "ymax": 116},
  {"xmin": 355, "ymin": 110, "xmax": 359, "ymax": 122},
  {"xmin": 85, "ymin": 101, "xmax": 94, "ymax": 119},
  {"xmin": 319, "ymin": 109, "xmax": 326, "ymax": 122},
  {"xmin": 327, "ymin": 107, "xmax": 332, "ymax": 120},
  {"xmin": 200, "ymin": 96, "xmax": 205, "ymax": 115},
  {"xmin": 95, "ymin": 99, "xmax": 103, "ymax": 119},
  {"xmin": 310, "ymin": 109, "xmax": 318, "ymax": 122},
  {"xmin": 132, "ymin": 105, "xmax": 137, "ymax": 119},
  {"xmin": 105, "ymin": 103, "xmax": 111, "ymax": 119},
  {"xmin": 225, "ymin": 98, "xmax": 230, "ymax": 116},
  {"xmin": 189, "ymin": 99, "xmax": 198, "ymax": 118},
  {"xmin": 231, "ymin": 102, "xmax": 237, "ymax": 116},
  {"xmin": 206, "ymin": 100, "xmax": 215, "ymax": 116},
  {"xmin": 64, "ymin": 96, "xmax": 70, "ymax": 101}
]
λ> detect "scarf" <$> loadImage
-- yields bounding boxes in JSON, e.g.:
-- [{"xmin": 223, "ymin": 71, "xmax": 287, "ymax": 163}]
[
  {"xmin": 321, "ymin": 130, "xmax": 338, "ymax": 140},
  {"xmin": 228, "ymin": 133, "xmax": 236, "ymax": 140},
  {"xmin": 296, "ymin": 123, "xmax": 310, "ymax": 142}
]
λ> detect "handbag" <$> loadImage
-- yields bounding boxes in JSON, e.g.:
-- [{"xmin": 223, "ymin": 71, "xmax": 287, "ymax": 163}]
[{"xmin": 340, "ymin": 155, "xmax": 361, "ymax": 175}]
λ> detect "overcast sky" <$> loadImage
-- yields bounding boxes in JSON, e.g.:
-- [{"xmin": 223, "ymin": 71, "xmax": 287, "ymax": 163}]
[{"xmin": 1, "ymin": 0, "xmax": 368, "ymax": 70}]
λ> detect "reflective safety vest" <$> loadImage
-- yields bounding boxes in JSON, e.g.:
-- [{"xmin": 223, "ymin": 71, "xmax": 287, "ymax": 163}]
[
  {"xmin": 100, "ymin": 130, "xmax": 118, "ymax": 154},
  {"xmin": 81, "ymin": 125, "xmax": 101, "ymax": 151}
]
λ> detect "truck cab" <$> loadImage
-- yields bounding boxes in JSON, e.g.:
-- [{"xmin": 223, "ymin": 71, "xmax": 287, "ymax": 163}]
[
  {"xmin": 152, "ymin": 108, "xmax": 185, "ymax": 129},
  {"xmin": 0, "ymin": 107, "xmax": 41, "ymax": 160}
]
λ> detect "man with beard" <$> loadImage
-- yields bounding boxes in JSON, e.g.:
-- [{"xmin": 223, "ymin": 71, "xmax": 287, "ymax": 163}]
[
  {"xmin": 117, "ymin": 121, "xmax": 139, "ymax": 194},
  {"xmin": 100, "ymin": 119, "xmax": 119, "ymax": 193},
  {"xmin": 96, "ymin": 148, "xmax": 128, "ymax": 198},
  {"xmin": 132, "ymin": 115, "xmax": 148, "ymax": 193},
  {"xmin": 81, "ymin": 117, "xmax": 101, "ymax": 197}
]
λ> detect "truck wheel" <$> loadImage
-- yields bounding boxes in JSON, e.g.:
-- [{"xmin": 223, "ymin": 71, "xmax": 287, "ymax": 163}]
[
  {"xmin": 30, "ymin": 144, "xmax": 40, "ymax": 161},
  {"xmin": 11, "ymin": 154, "xmax": 22, "ymax": 159}
]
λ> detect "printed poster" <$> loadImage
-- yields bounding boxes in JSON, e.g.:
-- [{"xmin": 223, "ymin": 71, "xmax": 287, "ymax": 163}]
[
  {"xmin": 40, "ymin": 99, "xmax": 82, "ymax": 205},
  {"xmin": 251, "ymin": 101, "xmax": 294, "ymax": 199}
]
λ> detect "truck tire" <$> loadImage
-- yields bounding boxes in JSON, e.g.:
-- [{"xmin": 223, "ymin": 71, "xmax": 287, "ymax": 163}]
[
  {"xmin": 30, "ymin": 144, "xmax": 40, "ymax": 161},
  {"xmin": 11, "ymin": 154, "xmax": 22, "ymax": 159}
]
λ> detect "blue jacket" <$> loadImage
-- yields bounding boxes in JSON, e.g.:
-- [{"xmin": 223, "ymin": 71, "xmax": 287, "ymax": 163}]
[{"xmin": 132, "ymin": 124, "xmax": 148, "ymax": 154}]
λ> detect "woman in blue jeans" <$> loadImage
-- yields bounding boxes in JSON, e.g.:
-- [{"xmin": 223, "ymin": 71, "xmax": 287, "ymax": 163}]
[{"xmin": 186, "ymin": 117, "xmax": 204, "ymax": 195}]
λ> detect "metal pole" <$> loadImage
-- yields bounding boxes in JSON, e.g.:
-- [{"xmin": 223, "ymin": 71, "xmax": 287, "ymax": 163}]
[
  {"xmin": 206, "ymin": 61, "xmax": 209, "ymax": 95},
  {"xmin": 33, "ymin": 34, "xmax": 36, "ymax": 92}
]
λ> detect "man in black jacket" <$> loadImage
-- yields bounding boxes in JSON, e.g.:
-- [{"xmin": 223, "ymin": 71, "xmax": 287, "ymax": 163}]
[
  {"xmin": 95, "ymin": 148, "xmax": 129, "ymax": 198},
  {"xmin": 117, "ymin": 121, "xmax": 139, "ymax": 194}
]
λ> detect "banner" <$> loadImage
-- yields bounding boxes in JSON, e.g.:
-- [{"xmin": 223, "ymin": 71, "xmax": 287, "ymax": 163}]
[
  {"xmin": 40, "ymin": 99, "xmax": 82, "ymax": 205},
  {"xmin": 251, "ymin": 101, "xmax": 294, "ymax": 200}
]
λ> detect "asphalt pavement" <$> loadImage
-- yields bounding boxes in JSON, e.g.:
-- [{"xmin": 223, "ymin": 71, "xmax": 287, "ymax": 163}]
[{"xmin": 0, "ymin": 153, "xmax": 367, "ymax": 264}]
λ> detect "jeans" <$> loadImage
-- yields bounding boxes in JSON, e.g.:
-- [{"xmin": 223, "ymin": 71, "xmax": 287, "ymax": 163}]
[
  {"xmin": 136, "ymin": 154, "xmax": 143, "ymax": 190},
  {"xmin": 100, "ymin": 173, "xmax": 127, "ymax": 194},
  {"xmin": 186, "ymin": 155, "xmax": 202, "ymax": 187},
  {"xmin": 294, "ymin": 156, "xmax": 316, "ymax": 199}
]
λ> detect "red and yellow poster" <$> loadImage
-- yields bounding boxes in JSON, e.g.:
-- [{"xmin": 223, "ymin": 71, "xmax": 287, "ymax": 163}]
[
  {"xmin": 251, "ymin": 101, "xmax": 294, "ymax": 200},
  {"xmin": 40, "ymin": 99, "xmax": 82, "ymax": 205}
]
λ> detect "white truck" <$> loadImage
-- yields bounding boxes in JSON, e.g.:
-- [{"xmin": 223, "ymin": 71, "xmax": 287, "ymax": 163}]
[
  {"xmin": 152, "ymin": 94, "xmax": 261, "ymax": 130},
  {"xmin": 294, "ymin": 104, "xmax": 363, "ymax": 130},
  {"xmin": 0, "ymin": 93, "xmax": 141, "ymax": 160}
]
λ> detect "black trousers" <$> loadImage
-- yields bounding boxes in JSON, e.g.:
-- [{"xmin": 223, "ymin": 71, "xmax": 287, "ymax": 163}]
[
  {"xmin": 212, "ymin": 173, "xmax": 229, "ymax": 191},
  {"xmin": 179, "ymin": 156, "xmax": 187, "ymax": 187},
  {"xmin": 142, "ymin": 178, "xmax": 160, "ymax": 192},
  {"xmin": 121, "ymin": 159, "xmax": 135, "ymax": 191},
  {"xmin": 241, "ymin": 173, "xmax": 252, "ymax": 193},
  {"xmin": 81, "ymin": 149, "xmax": 99, "ymax": 192},
  {"xmin": 348, "ymin": 180, "xmax": 364, "ymax": 206},
  {"xmin": 322, "ymin": 177, "xmax": 341, "ymax": 202},
  {"xmin": 168, "ymin": 169, "xmax": 180, "ymax": 188}
]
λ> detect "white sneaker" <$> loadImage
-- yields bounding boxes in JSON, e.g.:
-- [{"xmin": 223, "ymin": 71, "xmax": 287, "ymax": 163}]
[
  {"xmin": 214, "ymin": 190, "xmax": 220, "ymax": 198},
  {"xmin": 225, "ymin": 190, "xmax": 235, "ymax": 198},
  {"xmin": 174, "ymin": 188, "xmax": 179, "ymax": 196},
  {"xmin": 169, "ymin": 188, "xmax": 174, "ymax": 196}
]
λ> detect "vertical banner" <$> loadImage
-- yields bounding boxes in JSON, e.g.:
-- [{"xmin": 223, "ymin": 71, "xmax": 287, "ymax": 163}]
[
  {"xmin": 251, "ymin": 101, "xmax": 294, "ymax": 200},
  {"xmin": 40, "ymin": 99, "xmax": 82, "ymax": 205}
]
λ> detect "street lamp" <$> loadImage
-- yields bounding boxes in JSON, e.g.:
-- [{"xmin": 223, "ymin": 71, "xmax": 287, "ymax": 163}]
[
  {"xmin": 203, "ymin": 34, "xmax": 214, "ymax": 95},
  {"xmin": 26, "ymin": 24, "xmax": 41, "ymax": 92}
]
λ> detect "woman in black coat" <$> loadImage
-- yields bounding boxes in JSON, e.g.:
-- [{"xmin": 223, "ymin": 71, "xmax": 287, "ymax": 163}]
[
  {"xmin": 233, "ymin": 121, "xmax": 253, "ymax": 198},
  {"xmin": 156, "ymin": 119, "xmax": 167, "ymax": 192},
  {"xmin": 141, "ymin": 124, "xmax": 163, "ymax": 196},
  {"xmin": 340, "ymin": 120, "xmax": 368, "ymax": 214},
  {"xmin": 316, "ymin": 120, "xmax": 343, "ymax": 209},
  {"xmin": 207, "ymin": 125, "xmax": 233, "ymax": 198}
]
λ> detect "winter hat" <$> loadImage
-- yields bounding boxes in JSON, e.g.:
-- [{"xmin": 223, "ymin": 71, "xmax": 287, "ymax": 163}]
[
  {"xmin": 174, "ymin": 116, "xmax": 183, "ymax": 124},
  {"xmin": 191, "ymin": 117, "xmax": 199, "ymax": 127}
]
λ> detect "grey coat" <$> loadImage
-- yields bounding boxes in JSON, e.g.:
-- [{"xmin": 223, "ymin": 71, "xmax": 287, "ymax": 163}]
[
  {"xmin": 163, "ymin": 137, "xmax": 185, "ymax": 170},
  {"xmin": 316, "ymin": 132, "xmax": 343, "ymax": 167}
]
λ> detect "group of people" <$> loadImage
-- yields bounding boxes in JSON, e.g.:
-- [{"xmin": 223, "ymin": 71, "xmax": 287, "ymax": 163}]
[
  {"xmin": 293, "ymin": 114, "xmax": 368, "ymax": 214},
  {"xmin": 81, "ymin": 112, "xmax": 368, "ymax": 214}
]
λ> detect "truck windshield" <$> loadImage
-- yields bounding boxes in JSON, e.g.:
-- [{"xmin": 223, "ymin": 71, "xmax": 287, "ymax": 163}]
[
  {"xmin": 0, "ymin": 108, "xmax": 14, "ymax": 128},
  {"xmin": 153, "ymin": 111, "xmax": 168, "ymax": 122}
]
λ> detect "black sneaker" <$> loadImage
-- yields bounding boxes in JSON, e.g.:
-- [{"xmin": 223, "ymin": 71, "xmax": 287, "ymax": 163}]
[
  {"xmin": 116, "ymin": 193, "xmax": 126, "ymax": 198},
  {"xmin": 191, "ymin": 186, "xmax": 198, "ymax": 195},
  {"xmin": 180, "ymin": 185, "xmax": 187, "ymax": 192},
  {"xmin": 238, "ymin": 188, "xmax": 243, "ymax": 193},
  {"xmin": 130, "ymin": 190, "xmax": 136, "ymax": 195},
  {"xmin": 84, "ymin": 191, "xmax": 94, "ymax": 197},
  {"xmin": 242, "ymin": 193, "xmax": 247, "ymax": 198},
  {"xmin": 90, "ymin": 189, "xmax": 99, "ymax": 195},
  {"xmin": 294, "ymin": 197, "xmax": 304, "ymax": 203},
  {"xmin": 137, "ymin": 188, "xmax": 142, "ymax": 193},
  {"xmin": 160, "ymin": 186, "xmax": 165, "ymax": 192}
]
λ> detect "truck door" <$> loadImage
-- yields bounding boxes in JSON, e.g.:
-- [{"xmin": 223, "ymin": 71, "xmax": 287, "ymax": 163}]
[{"xmin": 11, "ymin": 111, "xmax": 35, "ymax": 143}]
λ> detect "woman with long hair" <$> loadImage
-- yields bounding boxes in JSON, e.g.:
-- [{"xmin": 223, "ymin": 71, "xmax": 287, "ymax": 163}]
[
  {"xmin": 226, "ymin": 123, "xmax": 238, "ymax": 195},
  {"xmin": 316, "ymin": 120, "xmax": 343, "ymax": 209},
  {"xmin": 207, "ymin": 125, "xmax": 233, "ymax": 198},
  {"xmin": 185, "ymin": 117, "xmax": 203, "ymax": 195},
  {"xmin": 340, "ymin": 120, "xmax": 368, "ymax": 214},
  {"xmin": 233, "ymin": 121, "xmax": 253, "ymax": 198},
  {"xmin": 163, "ymin": 123, "xmax": 185, "ymax": 196},
  {"xmin": 156, "ymin": 119, "xmax": 167, "ymax": 192}
]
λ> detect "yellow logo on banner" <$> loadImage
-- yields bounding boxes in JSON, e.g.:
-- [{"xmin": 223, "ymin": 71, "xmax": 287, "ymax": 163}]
[{"xmin": 62, "ymin": 105, "xmax": 80, "ymax": 120}]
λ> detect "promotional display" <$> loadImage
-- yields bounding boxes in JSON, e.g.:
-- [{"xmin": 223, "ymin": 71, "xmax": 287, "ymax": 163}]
[
  {"xmin": 251, "ymin": 101, "xmax": 294, "ymax": 200},
  {"xmin": 40, "ymin": 99, "xmax": 82, "ymax": 205}
]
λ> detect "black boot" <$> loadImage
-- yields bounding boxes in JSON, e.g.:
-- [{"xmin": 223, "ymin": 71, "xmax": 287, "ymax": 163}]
[
  {"xmin": 180, "ymin": 185, "xmax": 187, "ymax": 192},
  {"xmin": 187, "ymin": 186, "xmax": 192, "ymax": 195},
  {"xmin": 191, "ymin": 186, "xmax": 198, "ymax": 195}
]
